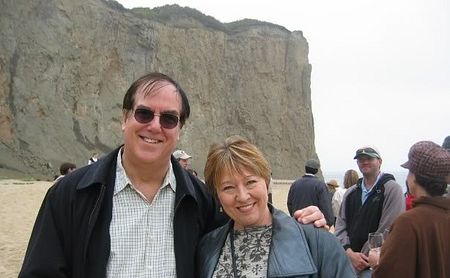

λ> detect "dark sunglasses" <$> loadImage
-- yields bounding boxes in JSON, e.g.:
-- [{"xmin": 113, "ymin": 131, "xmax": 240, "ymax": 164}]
[{"xmin": 133, "ymin": 108, "xmax": 179, "ymax": 129}]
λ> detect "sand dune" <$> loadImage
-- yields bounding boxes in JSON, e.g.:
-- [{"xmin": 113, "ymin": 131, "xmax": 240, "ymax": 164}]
[{"xmin": 0, "ymin": 179, "xmax": 292, "ymax": 277}]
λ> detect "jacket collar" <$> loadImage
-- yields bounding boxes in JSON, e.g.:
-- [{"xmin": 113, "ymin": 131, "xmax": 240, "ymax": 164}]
[
  {"xmin": 77, "ymin": 146, "xmax": 121, "ymax": 190},
  {"xmin": 413, "ymin": 196, "xmax": 450, "ymax": 210},
  {"xmin": 171, "ymin": 155, "xmax": 199, "ymax": 204},
  {"xmin": 76, "ymin": 146, "xmax": 200, "ymax": 203},
  {"xmin": 268, "ymin": 207, "xmax": 317, "ymax": 276}
]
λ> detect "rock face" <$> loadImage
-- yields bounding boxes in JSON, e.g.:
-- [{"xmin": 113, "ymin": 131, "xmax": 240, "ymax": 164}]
[{"xmin": 0, "ymin": 0, "xmax": 317, "ymax": 179}]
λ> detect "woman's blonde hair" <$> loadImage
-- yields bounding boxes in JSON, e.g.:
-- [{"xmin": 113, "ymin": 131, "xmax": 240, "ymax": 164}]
[
  {"xmin": 204, "ymin": 135, "xmax": 271, "ymax": 196},
  {"xmin": 343, "ymin": 169, "xmax": 359, "ymax": 189}
]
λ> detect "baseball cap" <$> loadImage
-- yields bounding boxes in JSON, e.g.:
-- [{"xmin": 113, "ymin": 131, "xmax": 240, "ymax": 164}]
[
  {"xmin": 354, "ymin": 147, "xmax": 381, "ymax": 159},
  {"xmin": 401, "ymin": 141, "xmax": 450, "ymax": 181},
  {"xmin": 305, "ymin": 159, "xmax": 320, "ymax": 170},
  {"xmin": 173, "ymin": 150, "xmax": 192, "ymax": 160}
]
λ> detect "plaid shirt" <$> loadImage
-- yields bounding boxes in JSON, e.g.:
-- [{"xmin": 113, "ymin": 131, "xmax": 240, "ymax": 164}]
[{"xmin": 106, "ymin": 150, "xmax": 177, "ymax": 277}]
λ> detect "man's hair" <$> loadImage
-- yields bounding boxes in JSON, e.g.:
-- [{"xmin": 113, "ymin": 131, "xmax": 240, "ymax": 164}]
[
  {"xmin": 343, "ymin": 169, "xmax": 359, "ymax": 189},
  {"xmin": 305, "ymin": 166, "xmax": 318, "ymax": 175},
  {"xmin": 204, "ymin": 135, "xmax": 271, "ymax": 197},
  {"xmin": 60, "ymin": 162, "xmax": 76, "ymax": 175},
  {"xmin": 122, "ymin": 72, "xmax": 190, "ymax": 127},
  {"xmin": 414, "ymin": 173, "xmax": 447, "ymax": 196}
]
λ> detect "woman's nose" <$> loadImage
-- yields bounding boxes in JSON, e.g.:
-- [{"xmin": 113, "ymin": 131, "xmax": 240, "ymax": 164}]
[{"xmin": 236, "ymin": 186, "xmax": 250, "ymax": 201}]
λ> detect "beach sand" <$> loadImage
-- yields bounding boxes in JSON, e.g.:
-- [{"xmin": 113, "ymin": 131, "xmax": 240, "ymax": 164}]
[{"xmin": 0, "ymin": 178, "xmax": 292, "ymax": 277}]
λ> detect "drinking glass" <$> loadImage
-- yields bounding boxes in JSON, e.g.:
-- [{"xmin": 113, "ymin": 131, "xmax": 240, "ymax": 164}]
[{"xmin": 368, "ymin": 232, "xmax": 384, "ymax": 269}]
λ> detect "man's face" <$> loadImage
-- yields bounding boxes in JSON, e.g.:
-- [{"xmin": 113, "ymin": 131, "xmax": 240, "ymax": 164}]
[
  {"xmin": 121, "ymin": 81, "xmax": 182, "ymax": 167},
  {"xmin": 178, "ymin": 158, "xmax": 189, "ymax": 169},
  {"xmin": 357, "ymin": 155, "xmax": 382, "ymax": 177}
]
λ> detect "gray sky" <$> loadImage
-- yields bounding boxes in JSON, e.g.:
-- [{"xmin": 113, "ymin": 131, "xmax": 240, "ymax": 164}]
[{"xmin": 117, "ymin": 0, "xmax": 450, "ymax": 173}]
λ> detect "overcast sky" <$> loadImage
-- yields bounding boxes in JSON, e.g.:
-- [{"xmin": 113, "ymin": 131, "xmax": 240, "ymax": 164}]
[{"xmin": 117, "ymin": 0, "xmax": 450, "ymax": 173}]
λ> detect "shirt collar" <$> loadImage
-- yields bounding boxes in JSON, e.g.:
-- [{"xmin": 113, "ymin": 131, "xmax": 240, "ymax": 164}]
[
  {"xmin": 114, "ymin": 148, "xmax": 176, "ymax": 195},
  {"xmin": 362, "ymin": 171, "xmax": 383, "ymax": 193}
]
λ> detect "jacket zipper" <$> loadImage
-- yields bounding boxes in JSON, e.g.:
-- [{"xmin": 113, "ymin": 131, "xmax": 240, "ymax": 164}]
[{"xmin": 81, "ymin": 184, "xmax": 106, "ymax": 276}]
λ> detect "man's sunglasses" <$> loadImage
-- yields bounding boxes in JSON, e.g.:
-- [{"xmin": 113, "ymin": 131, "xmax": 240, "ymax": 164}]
[{"xmin": 133, "ymin": 108, "xmax": 179, "ymax": 129}]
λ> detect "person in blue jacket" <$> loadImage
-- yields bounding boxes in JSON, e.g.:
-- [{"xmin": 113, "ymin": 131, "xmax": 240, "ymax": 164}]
[{"xmin": 198, "ymin": 135, "xmax": 355, "ymax": 278}]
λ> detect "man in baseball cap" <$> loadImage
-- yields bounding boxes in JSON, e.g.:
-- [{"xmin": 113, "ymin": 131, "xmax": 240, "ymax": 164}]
[
  {"xmin": 335, "ymin": 145, "xmax": 404, "ymax": 275},
  {"xmin": 173, "ymin": 149, "xmax": 192, "ymax": 169}
]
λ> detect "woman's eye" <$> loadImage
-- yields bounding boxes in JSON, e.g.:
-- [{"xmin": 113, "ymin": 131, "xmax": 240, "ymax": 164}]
[
  {"xmin": 247, "ymin": 180, "xmax": 257, "ymax": 186},
  {"xmin": 222, "ymin": 185, "xmax": 234, "ymax": 191}
]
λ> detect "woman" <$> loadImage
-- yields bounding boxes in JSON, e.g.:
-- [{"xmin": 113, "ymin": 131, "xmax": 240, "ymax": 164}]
[
  {"xmin": 332, "ymin": 169, "xmax": 359, "ymax": 218},
  {"xmin": 197, "ymin": 136, "xmax": 355, "ymax": 278},
  {"xmin": 369, "ymin": 141, "xmax": 450, "ymax": 277}
]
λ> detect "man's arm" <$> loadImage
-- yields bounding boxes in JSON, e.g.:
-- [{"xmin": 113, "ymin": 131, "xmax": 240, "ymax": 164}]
[
  {"xmin": 361, "ymin": 180, "xmax": 405, "ymax": 254},
  {"xmin": 19, "ymin": 186, "xmax": 69, "ymax": 277},
  {"xmin": 334, "ymin": 187, "xmax": 353, "ymax": 247}
]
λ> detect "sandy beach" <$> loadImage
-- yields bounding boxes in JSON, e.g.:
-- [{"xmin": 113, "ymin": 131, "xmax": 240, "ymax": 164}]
[{"xmin": 0, "ymin": 178, "xmax": 292, "ymax": 277}]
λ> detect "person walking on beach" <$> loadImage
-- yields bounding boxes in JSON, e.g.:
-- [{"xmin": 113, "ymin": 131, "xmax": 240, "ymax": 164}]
[
  {"xmin": 287, "ymin": 159, "xmax": 335, "ymax": 226},
  {"xmin": 335, "ymin": 147, "xmax": 405, "ymax": 277},
  {"xmin": 369, "ymin": 141, "xmax": 450, "ymax": 278},
  {"xmin": 19, "ymin": 72, "xmax": 327, "ymax": 278}
]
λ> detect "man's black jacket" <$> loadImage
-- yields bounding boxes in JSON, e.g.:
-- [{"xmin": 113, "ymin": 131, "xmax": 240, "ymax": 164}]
[{"xmin": 19, "ymin": 146, "xmax": 226, "ymax": 278}]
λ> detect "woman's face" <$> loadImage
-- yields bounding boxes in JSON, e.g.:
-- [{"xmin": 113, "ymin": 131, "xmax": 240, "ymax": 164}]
[{"xmin": 217, "ymin": 168, "xmax": 272, "ymax": 230}]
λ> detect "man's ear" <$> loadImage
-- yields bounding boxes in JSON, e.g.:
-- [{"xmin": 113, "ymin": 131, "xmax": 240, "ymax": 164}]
[{"xmin": 121, "ymin": 109, "xmax": 129, "ymax": 131}]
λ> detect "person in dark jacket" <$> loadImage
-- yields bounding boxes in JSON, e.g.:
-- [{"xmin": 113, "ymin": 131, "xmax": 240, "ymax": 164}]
[
  {"xmin": 335, "ymin": 146, "xmax": 405, "ymax": 277},
  {"xmin": 287, "ymin": 159, "xmax": 335, "ymax": 226},
  {"xmin": 19, "ymin": 72, "xmax": 327, "ymax": 278},
  {"xmin": 198, "ymin": 136, "xmax": 355, "ymax": 278},
  {"xmin": 369, "ymin": 141, "xmax": 450, "ymax": 278}
]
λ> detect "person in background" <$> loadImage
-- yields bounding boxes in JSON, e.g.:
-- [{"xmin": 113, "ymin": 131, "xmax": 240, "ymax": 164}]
[
  {"xmin": 197, "ymin": 136, "xmax": 356, "ymax": 278},
  {"xmin": 442, "ymin": 135, "xmax": 450, "ymax": 197},
  {"xmin": 87, "ymin": 152, "xmax": 99, "ymax": 165},
  {"xmin": 369, "ymin": 141, "xmax": 450, "ymax": 278},
  {"xmin": 287, "ymin": 159, "xmax": 335, "ymax": 226},
  {"xmin": 173, "ymin": 149, "xmax": 192, "ymax": 169},
  {"xmin": 332, "ymin": 170, "xmax": 359, "ymax": 219},
  {"xmin": 20, "ymin": 72, "xmax": 326, "ymax": 278},
  {"xmin": 326, "ymin": 179, "xmax": 339, "ymax": 224},
  {"xmin": 327, "ymin": 179, "xmax": 339, "ymax": 199},
  {"xmin": 442, "ymin": 135, "xmax": 450, "ymax": 150},
  {"xmin": 54, "ymin": 162, "xmax": 77, "ymax": 183},
  {"xmin": 335, "ymin": 147, "xmax": 405, "ymax": 277}
]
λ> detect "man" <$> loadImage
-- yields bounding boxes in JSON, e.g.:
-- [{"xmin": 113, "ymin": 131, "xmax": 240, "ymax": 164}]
[
  {"xmin": 335, "ymin": 147, "xmax": 405, "ymax": 277},
  {"xmin": 20, "ymin": 72, "xmax": 326, "ymax": 278},
  {"xmin": 287, "ymin": 159, "xmax": 335, "ymax": 226},
  {"xmin": 173, "ymin": 149, "xmax": 191, "ymax": 169},
  {"xmin": 54, "ymin": 162, "xmax": 77, "ymax": 183}
]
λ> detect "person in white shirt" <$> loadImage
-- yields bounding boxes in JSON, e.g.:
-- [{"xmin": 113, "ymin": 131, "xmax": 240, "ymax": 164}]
[{"xmin": 332, "ymin": 169, "xmax": 359, "ymax": 218}]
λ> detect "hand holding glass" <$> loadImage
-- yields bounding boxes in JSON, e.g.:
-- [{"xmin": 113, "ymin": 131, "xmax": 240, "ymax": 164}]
[{"xmin": 368, "ymin": 232, "xmax": 384, "ymax": 268}]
